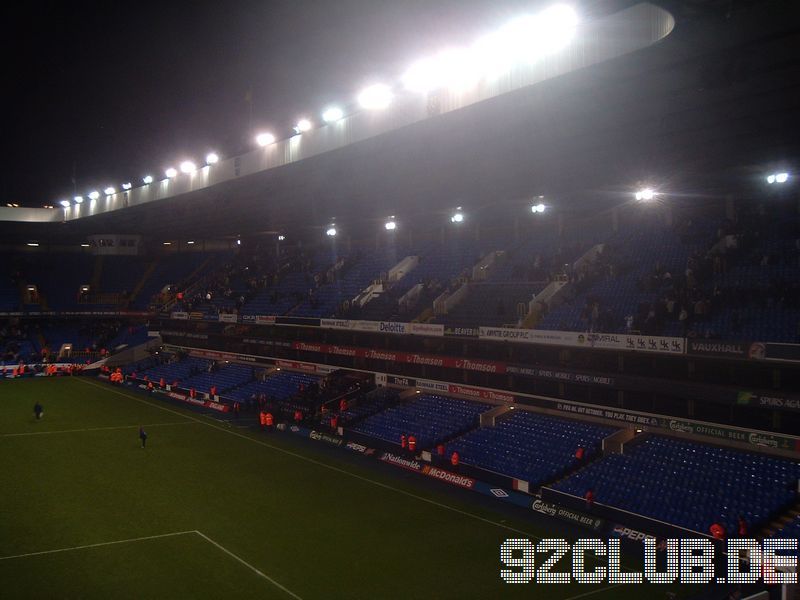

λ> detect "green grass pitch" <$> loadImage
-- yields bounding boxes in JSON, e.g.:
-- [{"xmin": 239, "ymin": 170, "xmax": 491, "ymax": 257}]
[{"xmin": 0, "ymin": 377, "xmax": 692, "ymax": 599}]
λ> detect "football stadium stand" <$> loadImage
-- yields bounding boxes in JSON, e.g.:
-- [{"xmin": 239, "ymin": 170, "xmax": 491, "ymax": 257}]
[
  {"xmin": 551, "ymin": 435, "xmax": 800, "ymax": 535},
  {"xmin": 444, "ymin": 410, "xmax": 617, "ymax": 487},
  {"xmin": 351, "ymin": 394, "xmax": 491, "ymax": 449}
]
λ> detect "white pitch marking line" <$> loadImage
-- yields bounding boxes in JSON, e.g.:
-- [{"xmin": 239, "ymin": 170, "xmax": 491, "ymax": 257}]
[
  {"xmin": 78, "ymin": 378, "xmax": 541, "ymax": 539},
  {"xmin": 0, "ymin": 421, "xmax": 196, "ymax": 438},
  {"xmin": 194, "ymin": 531, "xmax": 302, "ymax": 600},
  {"xmin": 0, "ymin": 531, "xmax": 196, "ymax": 561}
]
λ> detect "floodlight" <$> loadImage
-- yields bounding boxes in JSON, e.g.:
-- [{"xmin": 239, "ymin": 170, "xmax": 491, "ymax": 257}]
[
  {"xmin": 326, "ymin": 227, "xmax": 337, "ymax": 237},
  {"xmin": 80, "ymin": 243, "xmax": 90, "ymax": 247},
  {"xmin": 278, "ymin": 235, "xmax": 286, "ymax": 241},
  {"xmin": 538, "ymin": 4, "xmax": 579, "ymax": 53},
  {"xmin": 437, "ymin": 48, "xmax": 479, "ymax": 91},
  {"xmin": 187, "ymin": 240, "xmax": 195, "ymax": 245},
  {"xmin": 322, "ymin": 107, "xmax": 344, "ymax": 123},
  {"xmin": 27, "ymin": 242, "xmax": 39, "ymax": 247},
  {"xmin": 635, "ymin": 188, "xmax": 655, "ymax": 201},
  {"xmin": 471, "ymin": 32, "xmax": 515, "ymax": 81},
  {"xmin": 88, "ymin": 191, "xmax": 100, "ymax": 200},
  {"xmin": 180, "ymin": 160, "xmax": 197, "ymax": 174},
  {"xmin": 59, "ymin": 200, "xmax": 71, "ymax": 208},
  {"xmin": 206, "ymin": 153, "xmax": 219, "ymax": 164},
  {"xmin": 531, "ymin": 203, "xmax": 546, "ymax": 213},
  {"xmin": 294, "ymin": 119, "xmax": 312, "ymax": 133},
  {"xmin": 358, "ymin": 84, "xmax": 392, "ymax": 110},
  {"xmin": 143, "ymin": 175, "xmax": 154, "ymax": 184},
  {"xmin": 104, "ymin": 187, "xmax": 116, "ymax": 195},
  {"xmin": 165, "ymin": 167, "xmax": 178, "ymax": 178},
  {"xmin": 256, "ymin": 132, "xmax": 276, "ymax": 146},
  {"xmin": 451, "ymin": 211, "xmax": 464, "ymax": 223},
  {"xmin": 776, "ymin": 172, "xmax": 789, "ymax": 183},
  {"xmin": 384, "ymin": 220, "xmax": 397, "ymax": 231},
  {"xmin": 74, "ymin": 196, "xmax": 84, "ymax": 204},
  {"xmin": 767, "ymin": 174, "xmax": 776, "ymax": 184},
  {"xmin": 402, "ymin": 58, "xmax": 440, "ymax": 94}
]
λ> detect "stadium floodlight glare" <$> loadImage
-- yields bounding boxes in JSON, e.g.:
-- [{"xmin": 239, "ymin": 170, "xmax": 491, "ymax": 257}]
[
  {"xmin": 205, "ymin": 152, "xmax": 219, "ymax": 165},
  {"xmin": 451, "ymin": 209, "xmax": 464, "ymax": 223},
  {"xmin": 180, "ymin": 160, "xmax": 197, "ymax": 174},
  {"xmin": 471, "ymin": 31, "xmax": 515, "ymax": 81},
  {"xmin": 187, "ymin": 240, "xmax": 195, "ymax": 245},
  {"xmin": 358, "ymin": 84, "xmax": 392, "ymax": 110},
  {"xmin": 256, "ymin": 132, "xmax": 276, "ymax": 146},
  {"xmin": 122, "ymin": 182, "xmax": 132, "ymax": 190},
  {"xmin": 27, "ymin": 242, "xmax": 39, "ymax": 247},
  {"xmin": 326, "ymin": 227, "xmax": 337, "ymax": 237},
  {"xmin": 384, "ymin": 219, "xmax": 397, "ymax": 231},
  {"xmin": 294, "ymin": 119, "xmax": 312, "ymax": 134},
  {"xmin": 402, "ymin": 57, "xmax": 441, "ymax": 94},
  {"xmin": 322, "ymin": 106, "xmax": 344, "ymax": 123},
  {"xmin": 88, "ymin": 191, "xmax": 100, "ymax": 200},
  {"xmin": 499, "ymin": 4, "xmax": 578, "ymax": 64},
  {"xmin": 531, "ymin": 203, "xmax": 546, "ymax": 213},
  {"xmin": 635, "ymin": 188, "xmax": 656, "ymax": 201},
  {"xmin": 765, "ymin": 172, "xmax": 789, "ymax": 184},
  {"xmin": 142, "ymin": 175, "xmax": 154, "ymax": 184},
  {"xmin": 59, "ymin": 199, "xmax": 71, "ymax": 208},
  {"xmin": 437, "ymin": 48, "xmax": 480, "ymax": 92},
  {"xmin": 165, "ymin": 167, "xmax": 178, "ymax": 178},
  {"xmin": 537, "ymin": 4, "xmax": 579, "ymax": 53},
  {"xmin": 80, "ymin": 243, "xmax": 90, "ymax": 247},
  {"xmin": 278, "ymin": 235, "xmax": 286, "ymax": 241},
  {"xmin": 104, "ymin": 186, "xmax": 116, "ymax": 195},
  {"xmin": 73, "ymin": 195, "xmax": 84, "ymax": 204}
]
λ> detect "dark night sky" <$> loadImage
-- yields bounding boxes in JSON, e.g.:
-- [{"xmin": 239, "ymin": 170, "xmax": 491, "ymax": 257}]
[{"xmin": 7, "ymin": 0, "xmax": 633, "ymax": 208}]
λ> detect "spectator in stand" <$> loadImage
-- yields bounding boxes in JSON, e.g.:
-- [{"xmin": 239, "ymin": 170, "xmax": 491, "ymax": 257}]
[
  {"xmin": 450, "ymin": 451, "xmax": 460, "ymax": 469},
  {"xmin": 737, "ymin": 516, "xmax": 748, "ymax": 537}
]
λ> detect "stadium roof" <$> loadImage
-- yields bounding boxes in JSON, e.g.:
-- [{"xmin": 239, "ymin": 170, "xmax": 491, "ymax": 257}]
[{"xmin": 1, "ymin": 0, "xmax": 798, "ymax": 244}]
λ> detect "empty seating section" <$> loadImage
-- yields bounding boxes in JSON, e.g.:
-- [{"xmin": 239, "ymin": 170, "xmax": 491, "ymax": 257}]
[
  {"xmin": 339, "ymin": 387, "xmax": 400, "ymax": 425},
  {"xmin": 439, "ymin": 282, "xmax": 544, "ymax": 328},
  {"xmin": 351, "ymin": 394, "xmax": 490, "ymax": 449},
  {"xmin": 242, "ymin": 249, "xmax": 337, "ymax": 316},
  {"xmin": 446, "ymin": 411, "xmax": 615, "ymax": 486},
  {"xmin": 357, "ymin": 242, "xmax": 482, "ymax": 321},
  {"xmin": 106, "ymin": 324, "xmax": 149, "ymax": 349},
  {"xmin": 229, "ymin": 371, "xmax": 319, "ymax": 403},
  {"xmin": 776, "ymin": 515, "xmax": 800, "ymax": 539},
  {"xmin": 133, "ymin": 252, "xmax": 214, "ymax": 309},
  {"xmin": 291, "ymin": 250, "xmax": 402, "ymax": 318},
  {"xmin": 0, "ymin": 274, "xmax": 18, "ymax": 311},
  {"xmin": 552, "ymin": 436, "xmax": 800, "ymax": 534},
  {"xmin": 97, "ymin": 256, "xmax": 150, "ymax": 297},
  {"xmin": 181, "ymin": 363, "xmax": 254, "ymax": 394},
  {"xmin": 24, "ymin": 254, "xmax": 95, "ymax": 309},
  {"xmin": 139, "ymin": 357, "xmax": 212, "ymax": 384}
]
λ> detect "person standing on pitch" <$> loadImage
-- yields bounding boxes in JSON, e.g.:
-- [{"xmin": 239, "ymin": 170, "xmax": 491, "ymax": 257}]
[
  {"xmin": 33, "ymin": 402, "xmax": 43, "ymax": 420},
  {"xmin": 139, "ymin": 426, "xmax": 148, "ymax": 449}
]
